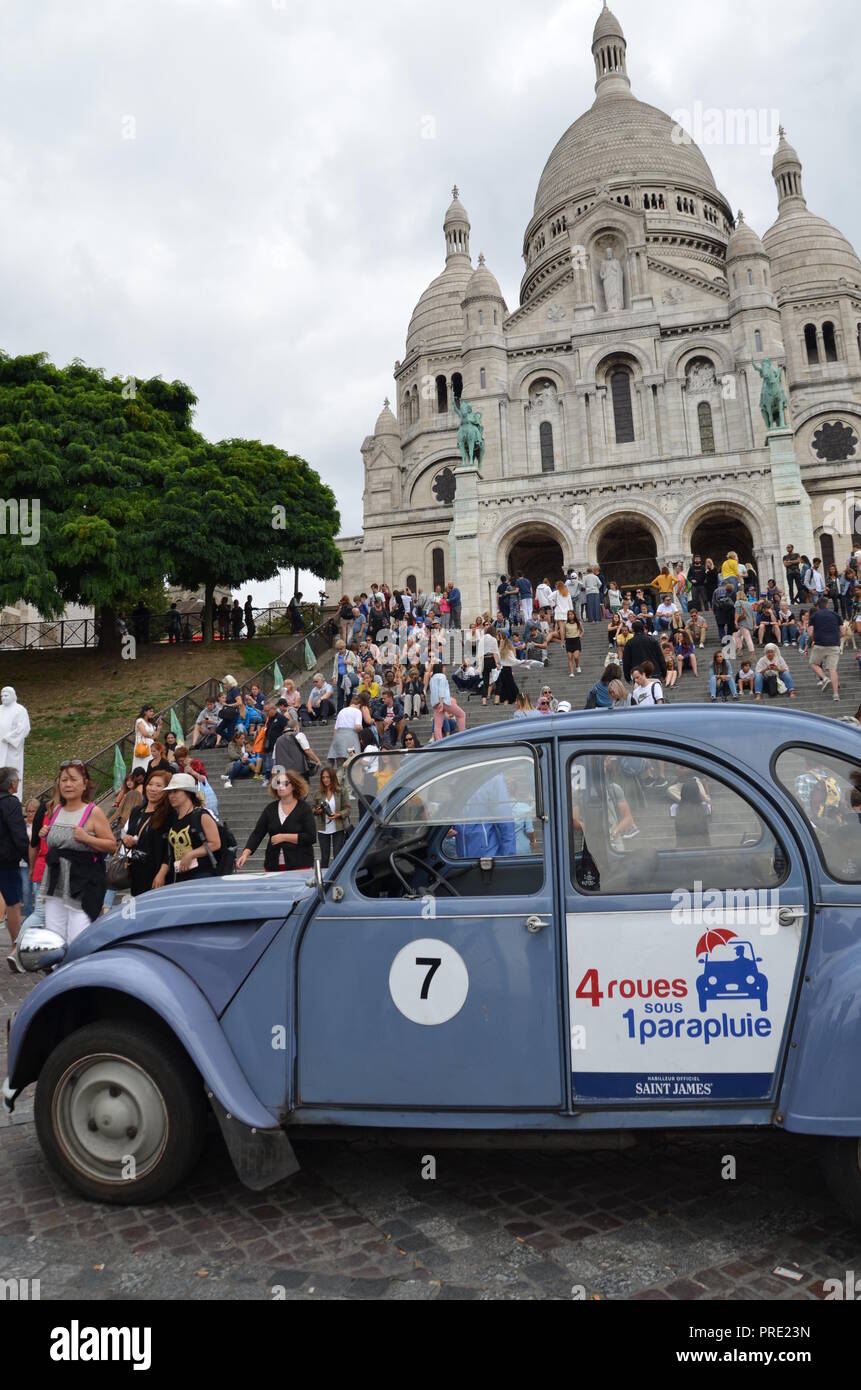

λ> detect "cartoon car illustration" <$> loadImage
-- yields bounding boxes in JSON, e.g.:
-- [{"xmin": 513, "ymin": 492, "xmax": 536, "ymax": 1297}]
[{"xmin": 696, "ymin": 939, "xmax": 768, "ymax": 1012}]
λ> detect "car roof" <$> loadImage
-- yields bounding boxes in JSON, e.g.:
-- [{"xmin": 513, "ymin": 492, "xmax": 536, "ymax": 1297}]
[{"xmin": 443, "ymin": 706, "xmax": 861, "ymax": 781}]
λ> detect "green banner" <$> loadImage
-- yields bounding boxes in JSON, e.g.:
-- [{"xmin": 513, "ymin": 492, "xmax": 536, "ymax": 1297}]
[
  {"xmin": 272, "ymin": 662, "xmax": 284, "ymax": 690},
  {"xmin": 304, "ymin": 640, "xmax": 315, "ymax": 671},
  {"xmin": 113, "ymin": 744, "xmax": 127, "ymax": 792},
  {"xmin": 170, "ymin": 708, "xmax": 185, "ymax": 743}
]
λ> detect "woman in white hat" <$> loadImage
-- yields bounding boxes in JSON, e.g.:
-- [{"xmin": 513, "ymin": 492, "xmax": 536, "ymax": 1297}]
[{"xmin": 154, "ymin": 773, "xmax": 222, "ymax": 886}]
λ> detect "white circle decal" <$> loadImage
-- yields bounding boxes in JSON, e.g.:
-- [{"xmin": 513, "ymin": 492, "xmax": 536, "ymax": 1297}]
[{"xmin": 388, "ymin": 939, "xmax": 469, "ymax": 1026}]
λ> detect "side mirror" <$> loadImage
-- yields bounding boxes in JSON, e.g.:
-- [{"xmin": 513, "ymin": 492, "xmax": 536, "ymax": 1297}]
[{"xmin": 17, "ymin": 926, "xmax": 67, "ymax": 973}]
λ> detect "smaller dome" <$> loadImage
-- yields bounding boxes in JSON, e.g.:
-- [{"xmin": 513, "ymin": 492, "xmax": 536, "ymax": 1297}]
[
  {"xmin": 463, "ymin": 252, "xmax": 505, "ymax": 303},
  {"xmin": 374, "ymin": 398, "xmax": 399, "ymax": 437},
  {"xmin": 444, "ymin": 186, "xmax": 469, "ymax": 228},
  {"xmin": 593, "ymin": 1, "xmax": 625, "ymax": 43},
  {"xmin": 726, "ymin": 210, "xmax": 766, "ymax": 261},
  {"xmin": 772, "ymin": 127, "xmax": 801, "ymax": 175}
]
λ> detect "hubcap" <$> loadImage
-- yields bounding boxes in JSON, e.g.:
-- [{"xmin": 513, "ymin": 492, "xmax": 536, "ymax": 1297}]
[{"xmin": 52, "ymin": 1053, "xmax": 168, "ymax": 1184}]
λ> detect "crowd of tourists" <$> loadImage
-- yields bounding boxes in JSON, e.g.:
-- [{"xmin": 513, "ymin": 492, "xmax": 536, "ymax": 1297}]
[{"xmin": 4, "ymin": 542, "xmax": 861, "ymax": 967}]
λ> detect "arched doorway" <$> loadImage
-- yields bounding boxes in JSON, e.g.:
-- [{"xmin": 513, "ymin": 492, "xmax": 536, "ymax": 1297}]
[
  {"xmin": 597, "ymin": 518, "xmax": 658, "ymax": 590},
  {"xmin": 508, "ymin": 534, "xmax": 565, "ymax": 589},
  {"xmin": 690, "ymin": 513, "xmax": 755, "ymax": 569}
]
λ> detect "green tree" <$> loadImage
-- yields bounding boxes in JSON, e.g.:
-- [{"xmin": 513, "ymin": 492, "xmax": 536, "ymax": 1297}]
[
  {"xmin": 0, "ymin": 352, "xmax": 199, "ymax": 648},
  {"xmin": 161, "ymin": 439, "xmax": 341, "ymax": 642}
]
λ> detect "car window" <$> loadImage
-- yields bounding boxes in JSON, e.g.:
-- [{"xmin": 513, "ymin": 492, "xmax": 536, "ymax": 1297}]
[
  {"xmin": 774, "ymin": 747, "xmax": 861, "ymax": 881},
  {"xmin": 569, "ymin": 752, "xmax": 787, "ymax": 895},
  {"xmin": 355, "ymin": 751, "xmax": 544, "ymax": 900}
]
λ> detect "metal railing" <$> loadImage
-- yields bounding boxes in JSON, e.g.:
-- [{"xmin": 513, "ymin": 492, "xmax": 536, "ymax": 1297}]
[
  {"xmin": 0, "ymin": 604, "xmax": 325, "ymax": 653},
  {"xmin": 33, "ymin": 616, "xmax": 338, "ymax": 805}
]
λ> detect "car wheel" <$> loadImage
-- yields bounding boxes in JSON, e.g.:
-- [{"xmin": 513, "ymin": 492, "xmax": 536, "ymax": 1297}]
[
  {"xmin": 35, "ymin": 1019, "xmax": 208, "ymax": 1205},
  {"xmin": 821, "ymin": 1137, "xmax": 861, "ymax": 1226}
]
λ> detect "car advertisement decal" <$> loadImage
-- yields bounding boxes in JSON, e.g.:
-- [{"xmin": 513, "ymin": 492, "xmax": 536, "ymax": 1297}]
[{"xmin": 567, "ymin": 911, "xmax": 804, "ymax": 1100}]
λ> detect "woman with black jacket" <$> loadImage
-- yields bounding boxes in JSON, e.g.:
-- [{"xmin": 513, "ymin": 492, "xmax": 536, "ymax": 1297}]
[
  {"xmin": 122, "ymin": 768, "xmax": 172, "ymax": 896},
  {"xmin": 236, "ymin": 769, "xmax": 316, "ymax": 872}
]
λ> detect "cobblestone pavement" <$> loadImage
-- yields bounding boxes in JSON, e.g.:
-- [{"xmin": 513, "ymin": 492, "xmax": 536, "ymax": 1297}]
[{"xmin": 2, "ymin": 970, "xmax": 858, "ymax": 1302}]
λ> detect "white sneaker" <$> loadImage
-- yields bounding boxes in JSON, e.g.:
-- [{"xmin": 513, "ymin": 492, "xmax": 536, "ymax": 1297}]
[
  {"xmin": 833, "ymin": 694, "xmax": 840, "ymax": 702},
  {"xmin": 817, "ymin": 677, "xmax": 830, "ymax": 690},
  {"xmin": 223, "ymin": 780, "xmax": 232, "ymax": 788}
]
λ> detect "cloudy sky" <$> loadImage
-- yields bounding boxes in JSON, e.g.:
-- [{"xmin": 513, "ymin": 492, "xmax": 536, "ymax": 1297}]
[{"xmin": 1, "ymin": 0, "xmax": 859, "ymax": 604}]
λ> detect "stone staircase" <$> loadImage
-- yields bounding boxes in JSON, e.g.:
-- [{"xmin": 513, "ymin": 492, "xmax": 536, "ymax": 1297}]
[{"xmin": 193, "ymin": 616, "xmax": 860, "ymax": 865}]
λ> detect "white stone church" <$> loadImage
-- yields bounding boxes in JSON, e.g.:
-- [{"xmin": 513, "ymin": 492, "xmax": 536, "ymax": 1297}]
[{"xmin": 339, "ymin": 2, "xmax": 861, "ymax": 617}]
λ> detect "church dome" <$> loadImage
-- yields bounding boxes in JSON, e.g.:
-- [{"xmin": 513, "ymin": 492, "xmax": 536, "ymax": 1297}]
[
  {"xmin": 406, "ymin": 186, "xmax": 473, "ymax": 355},
  {"xmin": 374, "ymin": 399, "xmax": 399, "ymax": 437},
  {"xmin": 726, "ymin": 211, "xmax": 766, "ymax": 261},
  {"xmin": 533, "ymin": 96, "xmax": 718, "ymax": 222},
  {"xmin": 463, "ymin": 253, "xmax": 505, "ymax": 305},
  {"xmin": 763, "ymin": 129, "xmax": 861, "ymax": 292}
]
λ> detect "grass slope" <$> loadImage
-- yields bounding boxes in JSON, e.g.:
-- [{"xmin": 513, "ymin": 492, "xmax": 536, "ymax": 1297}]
[{"xmin": 0, "ymin": 640, "xmax": 282, "ymax": 795}]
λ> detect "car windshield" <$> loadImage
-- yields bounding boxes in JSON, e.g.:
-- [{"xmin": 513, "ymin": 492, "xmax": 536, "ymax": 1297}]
[{"xmin": 346, "ymin": 746, "xmax": 538, "ymax": 825}]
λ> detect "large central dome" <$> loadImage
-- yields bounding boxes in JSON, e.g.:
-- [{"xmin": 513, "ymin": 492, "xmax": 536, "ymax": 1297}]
[{"xmin": 533, "ymin": 95, "xmax": 718, "ymax": 221}]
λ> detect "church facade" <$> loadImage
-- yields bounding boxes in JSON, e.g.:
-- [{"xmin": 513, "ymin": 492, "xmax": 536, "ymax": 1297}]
[{"xmin": 339, "ymin": 3, "xmax": 861, "ymax": 618}]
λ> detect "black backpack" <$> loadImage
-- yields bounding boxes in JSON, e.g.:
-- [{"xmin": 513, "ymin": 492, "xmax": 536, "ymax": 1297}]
[
  {"xmin": 191, "ymin": 808, "xmax": 237, "ymax": 875},
  {"xmin": 762, "ymin": 671, "xmax": 779, "ymax": 698}
]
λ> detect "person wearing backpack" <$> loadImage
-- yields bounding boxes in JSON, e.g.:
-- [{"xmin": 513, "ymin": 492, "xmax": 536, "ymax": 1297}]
[
  {"xmin": 273, "ymin": 718, "xmax": 321, "ymax": 779},
  {"xmin": 630, "ymin": 662, "xmax": 665, "ymax": 706},
  {"xmin": 236, "ymin": 769, "xmax": 316, "ymax": 873},
  {"xmin": 156, "ymin": 773, "xmax": 222, "ymax": 885}
]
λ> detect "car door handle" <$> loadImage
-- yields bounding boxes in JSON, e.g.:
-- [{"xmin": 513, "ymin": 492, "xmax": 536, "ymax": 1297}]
[
  {"xmin": 777, "ymin": 906, "xmax": 805, "ymax": 926},
  {"xmin": 526, "ymin": 915, "xmax": 550, "ymax": 934}
]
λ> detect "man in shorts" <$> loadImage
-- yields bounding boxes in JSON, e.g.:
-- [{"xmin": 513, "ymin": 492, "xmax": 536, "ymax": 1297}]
[{"xmin": 810, "ymin": 597, "xmax": 842, "ymax": 702}]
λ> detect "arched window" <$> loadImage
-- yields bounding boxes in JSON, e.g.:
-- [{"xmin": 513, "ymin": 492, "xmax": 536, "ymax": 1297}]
[
  {"xmin": 480, "ymin": 367, "xmax": 487, "ymax": 390},
  {"xmin": 436, "ymin": 375, "xmax": 448, "ymax": 414},
  {"xmin": 820, "ymin": 533, "xmax": 835, "ymax": 572},
  {"xmin": 747, "ymin": 269, "xmax": 754, "ymax": 285},
  {"xmin": 539, "ymin": 421, "xmax": 555, "ymax": 472},
  {"xmin": 432, "ymin": 548, "xmax": 445, "ymax": 591},
  {"xmin": 698, "ymin": 401, "xmax": 715, "ymax": 455},
  {"xmin": 754, "ymin": 330, "xmax": 763, "ymax": 353},
  {"xmin": 611, "ymin": 370, "xmax": 635, "ymax": 444},
  {"xmin": 411, "ymin": 386, "xmax": 419, "ymax": 423},
  {"xmin": 478, "ymin": 309, "xmax": 484, "ymax": 327},
  {"xmin": 804, "ymin": 323, "xmax": 820, "ymax": 365},
  {"xmin": 451, "ymin": 372, "xmax": 463, "ymax": 405},
  {"xmin": 406, "ymin": 573, "xmax": 417, "ymax": 594},
  {"xmin": 402, "ymin": 394, "xmax": 410, "ymax": 427},
  {"xmin": 823, "ymin": 321, "xmax": 839, "ymax": 363}
]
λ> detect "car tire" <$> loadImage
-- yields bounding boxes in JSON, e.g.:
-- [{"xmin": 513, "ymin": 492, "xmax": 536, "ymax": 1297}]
[
  {"xmin": 35, "ymin": 1018, "xmax": 208, "ymax": 1205},
  {"xmin": 821, "ymin": 1137, "xmax": 861, "ymax": 1225}
]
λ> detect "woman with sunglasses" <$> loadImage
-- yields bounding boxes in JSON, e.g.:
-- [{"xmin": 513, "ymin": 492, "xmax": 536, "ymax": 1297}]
[
  {"xmin": 236, "ymin": 768, "xmax": 316, "ymax": 873},
  {"xmin": 402, "ymin": 728, "xmax": 422, "ymax": 749},
  {"xmin": 41, "ymin": 761, "xmax": 115, "ymax": 944}
]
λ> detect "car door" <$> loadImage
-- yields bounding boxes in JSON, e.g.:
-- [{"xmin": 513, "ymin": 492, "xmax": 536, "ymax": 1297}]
[
  {"xmin": 558, "ymin": 738, "xmax": 809, "ymax": 1106},
  {"xmin": 296, "ymin": 743, "xmax": 566, "ymax": 1110}
]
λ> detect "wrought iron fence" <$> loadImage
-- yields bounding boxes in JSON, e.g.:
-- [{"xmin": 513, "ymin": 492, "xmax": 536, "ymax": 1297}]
[
  {"xmin": 0, "ymin": 604, "xmax": 325, "ymax": 652},
  {"xmin": 33, "ymin": 616, "xmax": 338, "ymax": 806}
]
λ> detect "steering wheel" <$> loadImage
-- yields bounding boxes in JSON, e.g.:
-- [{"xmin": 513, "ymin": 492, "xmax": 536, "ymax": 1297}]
[{"xmin": 388, "ymin": 849, "xmax": 462, "ymax": 898}]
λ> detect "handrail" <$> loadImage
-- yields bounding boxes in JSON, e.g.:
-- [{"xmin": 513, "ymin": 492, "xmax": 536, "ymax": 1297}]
[
  {"xmin": 0, "ymin": 604, "xmax": 324, "ymax": 653},
  {"xmin": 32, "ymin": 616, "xmax": 338, "ymax": 806}
]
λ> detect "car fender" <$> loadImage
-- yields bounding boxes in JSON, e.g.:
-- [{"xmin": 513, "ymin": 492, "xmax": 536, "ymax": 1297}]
[{"xmin": 7, "ymin": 950, "xmax": 280, "ymax": 1132}]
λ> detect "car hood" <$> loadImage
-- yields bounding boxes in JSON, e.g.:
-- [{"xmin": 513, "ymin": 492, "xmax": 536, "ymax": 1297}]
[{"xmin": 65, "ymin": 872, "xmax": 315, "ymax": 962}]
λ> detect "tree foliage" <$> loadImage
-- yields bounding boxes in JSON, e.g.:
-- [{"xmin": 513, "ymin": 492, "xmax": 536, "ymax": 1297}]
[{"xmin": 0, "ymin": 351, "xmax": 341, "ymax": 645}]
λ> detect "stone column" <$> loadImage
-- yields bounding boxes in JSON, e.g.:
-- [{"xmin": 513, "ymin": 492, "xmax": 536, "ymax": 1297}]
[
  {"xmin": 447, "ymin": 464, "xmax": 483, "ymax": 620},
  {"xmin": 767, "ymin": 428, "xmax": 815, "ymax": 561}
]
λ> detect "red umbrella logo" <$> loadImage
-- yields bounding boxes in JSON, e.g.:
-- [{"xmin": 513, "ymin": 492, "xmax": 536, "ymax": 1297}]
[{"xmin": 696, "ymin": 928, "xmax": 737, "ymax": 956}]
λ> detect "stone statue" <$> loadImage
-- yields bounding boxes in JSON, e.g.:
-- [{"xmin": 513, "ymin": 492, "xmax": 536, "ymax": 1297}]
[
  {"xmin": 452, "ymin": 396, "xmax": 486, "ymax": 471},
  {"xmin": 0, "ymin": 687, "xmax": 30, "ymax": 798},
  {"xmin": 754, "ymin": 357, "xmax": 788, "ymax": 430},
  {"xmin": 599, "ymin": 247, "xmax": 625, "ymax": 312}
]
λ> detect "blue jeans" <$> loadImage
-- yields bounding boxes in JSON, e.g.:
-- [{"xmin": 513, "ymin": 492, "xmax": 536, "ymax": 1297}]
[
  {"xmin": 710, "ymin": 675, "xmax": 737, "ymax": 698},
  {"xmin": 229, "ymin": 759, "xmax": 254, "ymax": 780},
  {"xmin": 20, "ymin": 867, "xmax": 35, "ymax": 918},
  {"xmin": 755, "ymin": 671, "xmax": 794, "ymax": 694},
  {"xmin": 782, "ymin": 624, "xmax": 798, "ymax": 644}
]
